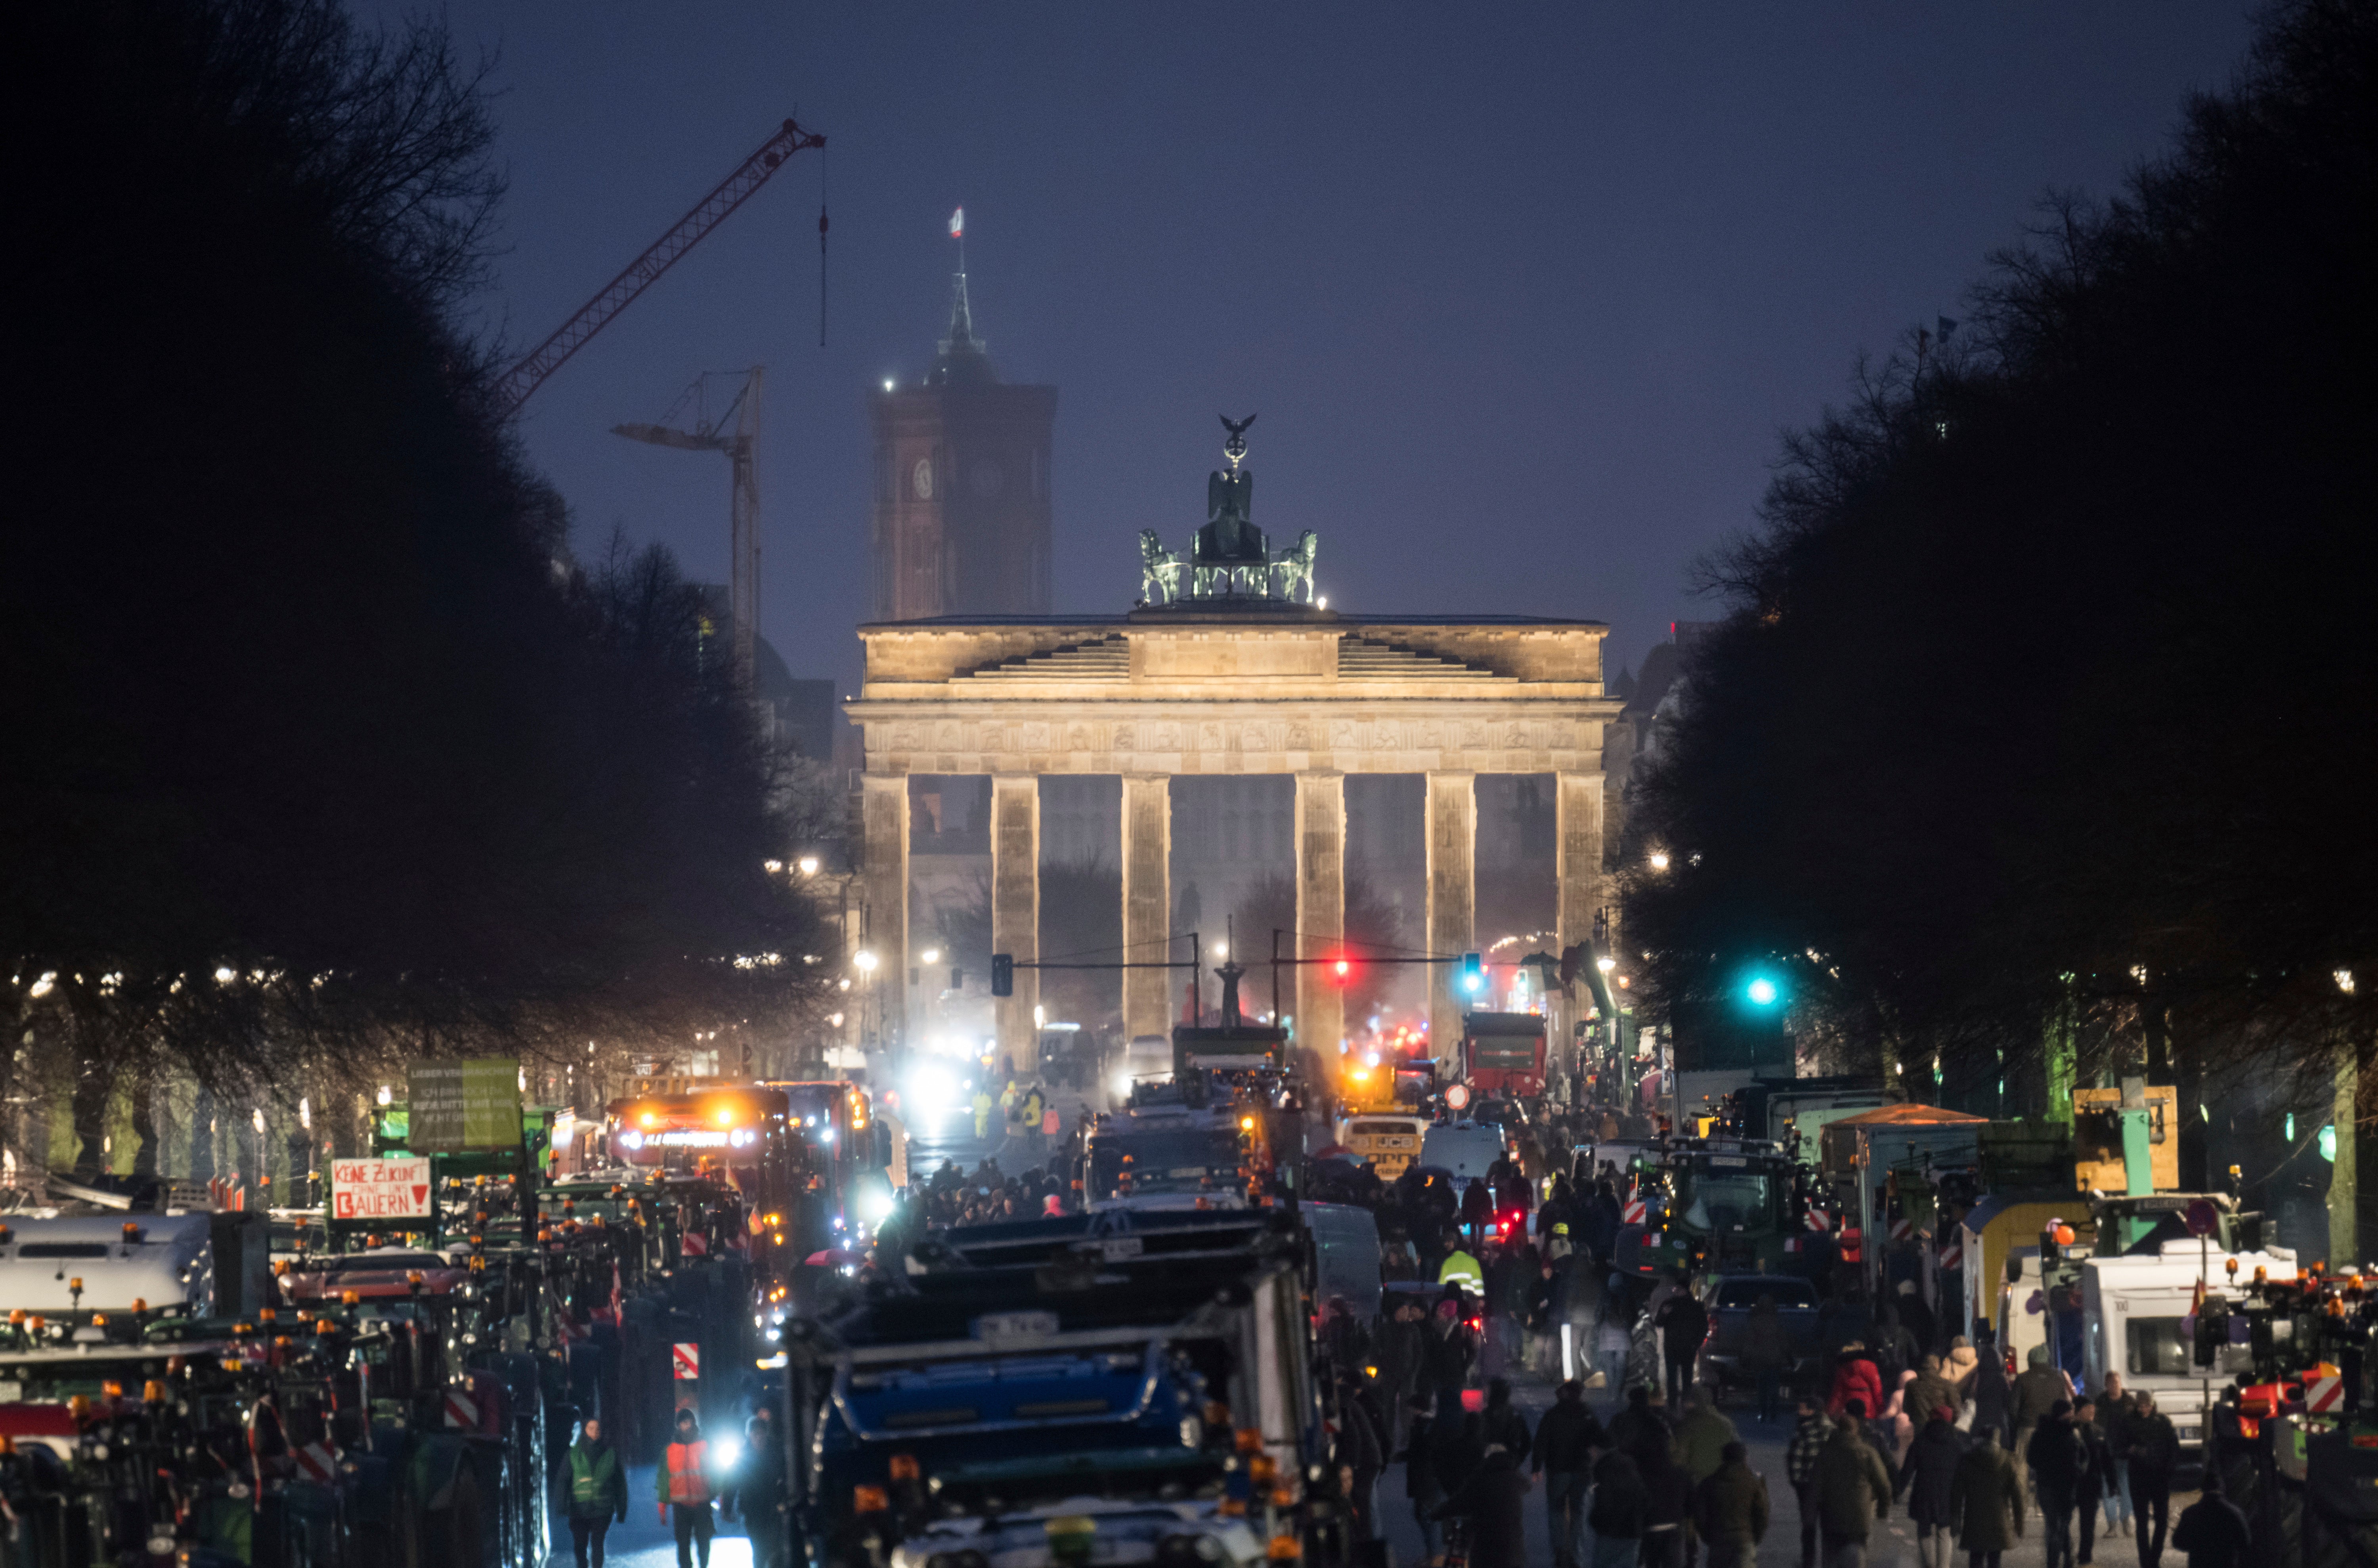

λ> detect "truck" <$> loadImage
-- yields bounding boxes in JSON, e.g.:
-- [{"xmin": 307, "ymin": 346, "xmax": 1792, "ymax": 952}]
[
  {"xmin": 1082, "ymin": 1104, "xmax": 1252, "ymax": 1211},
  {"xmin": 1459, "ymin": 1012, "xmax": 1547, "ymax": 1101},
  {"xmin": 784, "ymin": 1207, "xmax": 1355, "ymax": 1568},
  {"xmin": 1728, "ymin": 1075, "xmax": 1894, "ymax": 1165}
]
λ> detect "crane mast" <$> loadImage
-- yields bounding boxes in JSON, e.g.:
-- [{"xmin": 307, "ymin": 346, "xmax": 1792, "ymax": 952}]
[
  {"xmin": 615, "ymin": 368, "xmax": 765, "ymax": 688},
  {"xmin": 497, "ymin": 117, "xmax": 823, "ymax": 416}
]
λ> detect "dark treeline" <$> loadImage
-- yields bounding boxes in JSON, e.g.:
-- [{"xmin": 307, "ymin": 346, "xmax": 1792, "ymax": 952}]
[
  {"xmin": 2, "ymin": 0, "xmax": 828, "ymax": 1141},
  {"xmin": 1623, "ymin": 1, "xmax": 2378, "ymax": 1120}
]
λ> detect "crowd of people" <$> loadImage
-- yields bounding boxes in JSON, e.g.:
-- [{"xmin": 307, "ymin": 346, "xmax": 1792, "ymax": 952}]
[{"xmin": 1304, "ymin": 1102, "xmax": 2257, "ymax": 1568}]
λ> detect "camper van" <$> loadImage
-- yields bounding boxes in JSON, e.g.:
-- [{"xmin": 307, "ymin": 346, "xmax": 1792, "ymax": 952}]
[{"xmin": 2079, "ymin": 1242, "xmax": 2299, "ymax": 1455}]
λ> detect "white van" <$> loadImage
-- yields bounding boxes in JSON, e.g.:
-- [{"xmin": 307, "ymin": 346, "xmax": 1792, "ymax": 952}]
[
  {"xmin": 1115, "ymin": 1034, "xmax": 1173, "ymax": 1100},
  {"xmin": 2080, "ymin": 1243, "xmax": 2298, "ymax": 1454},
  {"xmin": 1419, "ymin": 1122, "xmax": 1506, "ymax": 1191}
]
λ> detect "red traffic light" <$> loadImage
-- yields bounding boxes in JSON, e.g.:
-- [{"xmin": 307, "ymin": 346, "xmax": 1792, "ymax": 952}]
[{"xmin": 1331, "ymin": 956, "xmax": 1352, "ymax": 982}]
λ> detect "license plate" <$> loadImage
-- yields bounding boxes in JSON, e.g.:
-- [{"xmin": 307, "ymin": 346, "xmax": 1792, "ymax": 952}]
[{"xmin": 973, "ymin": 1311, "xmax": 1059, "ymax": 1341}]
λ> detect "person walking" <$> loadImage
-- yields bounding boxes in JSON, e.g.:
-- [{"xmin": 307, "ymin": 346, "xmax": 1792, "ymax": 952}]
[
  {"xmin": 2072, "ymin": 1398, "xmax": 2114, "ymax": 1565},
  {"xmin": 1785, "ymin": 1395, "xmax": 1833, "ymax": 1568},
  {"xmin": 658, "ymin": 1409, "xmax": 718, "ymax": 1568},
  {"xmin": 1671, "ymin": 1385, "xmax": 1738, "ymax": 1568},
  {"xmin": 1690, "ymin": 1441, "xmax": 1769, "ymax": 1568},
  {"xmin": 1608, "ymin": 1384, "xmax": 1670, "ymax": 1471},
  {"xmin": 1827, "ymin": 1342, "xmax": 1886, "ymax": 1428},
  {"xmin": 1588, "ymin": 1446, "xmax": 1646, "ymax": 1568},
  {"xmin": 1948, "ymin": 1429, "xmax": 2026, "ymax": 1568},
  {"xmin": 1424, "ymin": 1293, "xmax": 1479, "ymax": 1402},
  {"xmin": 972, "ymin": 1087, "xmax": 995, "ymax": 1141},
  {"xmin": 2169, "ymin": 1470, "xmax": 2251, "ymax": 1568},
  {"xmin": 1896, "ymin": 1406, "xmax": 1964, "ymax": 1568},
  {"xmin": 738, "ymin": 1410, "xmax": 788, "ymax": 1568},
  {"xmin": 1654, "ymin": 1277, "xmax": 1711, "ymax": 1409},
  {"xmin": 2026, "ymin": 1400, "xmax": 2090, "ymax": 1568},
  {"xmin": 1637, "ymin": 1442, "xmax": 1695, "ymax": 1568},
  {"xmin": 1742, "ymin": 1294, "xmax": 1793, "ymax": 1423},
  {"xmin": 2097, "ymin": 1372, "xmax": 2136, "ymax": 1543},
  {"xmin": 1534, "ymin": 1380, "xmax": 1604, "ymax": 1568},
  {"xmin": 566, "ymin": 1419, "xmax": 628, "ymax": 1568},
  {"xmin": 1334, "ymin": 1373, "xmax": 1387, "ymax": 1541},
  {"xmin": 2125, "ymin": 1390, "xmax": 2180, "ymax": 1568},
  {"xmin": 1969, "ymin": 1335, "xmax": 2014, "ymax": 1449},
  {"xmin": 1478, "ymin": 1377, "xmax": 1533, "ymax": 1465},
  {"xmin": 2010, "ymin": 1348, "xmax": 2072, "ymax": 1498},
  {"xmin": 1401, "ymin": 1397, "xmax": 1452, "ymax": 1566},
  {"xmin": 1375, "ymin": 1297, "xmax": 1429, "ymax": 1448},
  {"xmin": 1811, "ymin": 1401, "xmax": 1892, "ymax": 1568},
  {"xmin": 1432, "ymin": 1445, "xmax": 1531, "ymax": 1568}
]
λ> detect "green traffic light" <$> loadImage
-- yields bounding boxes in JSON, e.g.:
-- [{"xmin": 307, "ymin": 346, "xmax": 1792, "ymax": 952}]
[{"xmin": 1746, "ymin": 976, "xmax": 1779, "ymax": 1006}]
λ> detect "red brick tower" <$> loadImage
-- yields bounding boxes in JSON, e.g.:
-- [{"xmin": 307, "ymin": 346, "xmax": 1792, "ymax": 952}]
[{"xmin": 868, "ymin": 269, "xmax": 1056, "ymax": 619}]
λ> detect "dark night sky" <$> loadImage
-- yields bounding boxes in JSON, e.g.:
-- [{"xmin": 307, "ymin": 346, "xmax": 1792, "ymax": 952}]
[{"xmin": 405, "ymin": 3, "xmax": 2255, "ymax": 693}]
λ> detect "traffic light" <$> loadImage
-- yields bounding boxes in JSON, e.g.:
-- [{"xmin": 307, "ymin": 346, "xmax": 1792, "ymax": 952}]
[
  {"xmin": 1330, "ymin": 955, "xmax": 1353, "ymax": 985},
  {"xmin": 1460, "ymin": 953, "xmax": 1483, "ymax": 993},
  {"xmin": 990, "ymin": 954, "xmax": 1013, "ymax": 997},
  {"xmin": 1744, "ymin": 973, "xmax": 1781, "ymax": 1007}
]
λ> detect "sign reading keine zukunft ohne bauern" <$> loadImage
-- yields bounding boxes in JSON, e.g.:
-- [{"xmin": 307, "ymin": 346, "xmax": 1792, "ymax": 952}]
[
  {"xmin": 408, "ymin": 1058, "xmax": 522, "ymax": 1152},
  {"xmin": 330, "ymin": 1156, "xmax": 433, "ymax": 1220}
]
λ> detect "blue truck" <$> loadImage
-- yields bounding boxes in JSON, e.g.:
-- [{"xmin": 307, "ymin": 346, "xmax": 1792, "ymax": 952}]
[{"xmin": 784, "ymin": 1207, "xmax": 1355, "ymax": 1568}]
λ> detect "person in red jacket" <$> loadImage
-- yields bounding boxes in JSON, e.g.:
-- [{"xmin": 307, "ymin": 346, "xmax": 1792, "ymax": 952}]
[{"xmin": 1828, "ymin": 1342, "xmax": 1886, "ymax": 1427}]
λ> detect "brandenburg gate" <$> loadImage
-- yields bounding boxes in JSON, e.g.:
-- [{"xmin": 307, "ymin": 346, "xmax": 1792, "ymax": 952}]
[{"xmin": 845, "ymin": 418, "xmax": 1626, "ymax": 1071}]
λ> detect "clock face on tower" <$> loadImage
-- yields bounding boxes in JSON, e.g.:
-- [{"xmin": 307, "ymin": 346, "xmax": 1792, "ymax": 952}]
[
  {"xmin": 970, "ymin": 459, "xmax": 1005, "ymax": 498},
  {"xmin": 912, "ymin": 458, "xmax": 934, "ymax": 500}
]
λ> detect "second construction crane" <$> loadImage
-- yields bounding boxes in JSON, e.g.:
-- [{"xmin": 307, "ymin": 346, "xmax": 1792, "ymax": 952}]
[{"xmin": 614, "ymin": 369, "xmax": 765, "ymax": 687}]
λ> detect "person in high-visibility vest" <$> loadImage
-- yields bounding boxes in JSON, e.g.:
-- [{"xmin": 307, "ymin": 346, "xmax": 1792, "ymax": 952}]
[
  {"xmin": 657, "ymin": 1408, "xmax": 716, "ymax": 1568},
  {"xmin": 566, "ymin": 1419, "xmax": 628, "ymax": 1568},
  {"xmin": 1439, "ymin": 1243, "xmax": 1484, "ymax": 1295}
]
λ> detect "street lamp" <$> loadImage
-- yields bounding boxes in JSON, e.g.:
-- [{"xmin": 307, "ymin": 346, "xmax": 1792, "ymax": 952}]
[
  {"xmin": 797, "ymin": 855, "xmax": 820, "ymax": 877},
  {"xmin": 853, "ymin": 950, "xmax": 879, "ymax": 974},
  {"xmin": 921, "ymin": 948, "xmax": 943, "ymax": 964},
  {"xmin": 1595, "ymin": 955, "xmax": 1617, "ymax": 975},
  {"xmin": 1648, "ymin": 852, "xmax": 1671, "ymax": 871}
]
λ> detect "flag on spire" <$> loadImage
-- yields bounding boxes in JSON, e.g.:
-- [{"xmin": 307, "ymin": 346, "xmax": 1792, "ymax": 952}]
[{"xmin": 948, "ymin": 206, "xmax": 964, "ymax": 239}]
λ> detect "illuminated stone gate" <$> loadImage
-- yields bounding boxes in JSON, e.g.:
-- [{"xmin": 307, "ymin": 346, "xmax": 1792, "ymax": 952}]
[{"xmin": 845, "ymin": 423, "xmax": 1627, "ymax": 1070}]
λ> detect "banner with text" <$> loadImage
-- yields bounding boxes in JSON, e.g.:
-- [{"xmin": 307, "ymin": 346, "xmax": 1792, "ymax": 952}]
[
  {"xmin": 331, "ymin": 1156, "xmax": 433, "ymax": 1221},
  {"xmin": 408, "ymin": 1059, "xmax": 522, "ymax": 1152}
]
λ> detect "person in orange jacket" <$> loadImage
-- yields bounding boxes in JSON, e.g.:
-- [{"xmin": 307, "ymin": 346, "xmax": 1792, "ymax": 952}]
[{"xmin": 658, "ymin": 1408, "xmax": 716, "ymax": 1568}]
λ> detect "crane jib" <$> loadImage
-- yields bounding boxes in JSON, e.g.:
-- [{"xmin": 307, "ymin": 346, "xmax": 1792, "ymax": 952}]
[{"xmin": 498, "ymin": 117, "xmax": 826, "ymax": 415}]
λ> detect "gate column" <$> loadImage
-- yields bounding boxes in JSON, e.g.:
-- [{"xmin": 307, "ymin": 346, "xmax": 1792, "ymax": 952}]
[
  {"xmin": 1294, "ymin": 772, "xmax": 1346, "ymax": 1054},
  {"xmin": 859, "ymin": 774, "xmax": 909, "ymax": 1051},
  {"xmin": 1121, "ymin": 776, "xmax": 1173, "ymax": 1044},
  {"xmin": 1425, "ymin": 772, "xmax": 1476, "ymax": 1071},
  {"xmin": 991, "ymin": 775, "xmax": 1041, "ymax": 1077},
  {"xmin": 1554, "ymin": 770, "xmax": 1607, "ymax": 1097}
]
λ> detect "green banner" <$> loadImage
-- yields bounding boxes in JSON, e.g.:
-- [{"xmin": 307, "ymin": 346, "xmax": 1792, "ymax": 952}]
[{"xmin": 409, "ymin": 1058, "xmax": 522, "ymax": 1152}]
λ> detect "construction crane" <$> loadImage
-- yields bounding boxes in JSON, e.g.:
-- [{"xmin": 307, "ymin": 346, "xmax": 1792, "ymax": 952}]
[
  {"xmin": 496, "ymin": 117, "xmax": 824, "ymax": 416},
  {"xmin": 614, "ymin": 369, "xmax": 765, "ymax": 688}
]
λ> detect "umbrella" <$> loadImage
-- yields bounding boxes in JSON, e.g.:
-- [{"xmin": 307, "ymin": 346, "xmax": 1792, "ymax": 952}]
[{"xmin": 804, "ymin": 1247, "xmax": 867, "ymax": 1268}]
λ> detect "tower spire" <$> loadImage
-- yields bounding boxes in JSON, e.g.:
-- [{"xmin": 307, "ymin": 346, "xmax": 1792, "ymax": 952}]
[{"xmin": 930, "ymin": 206, "xmax": 997, "ymax": 385}]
